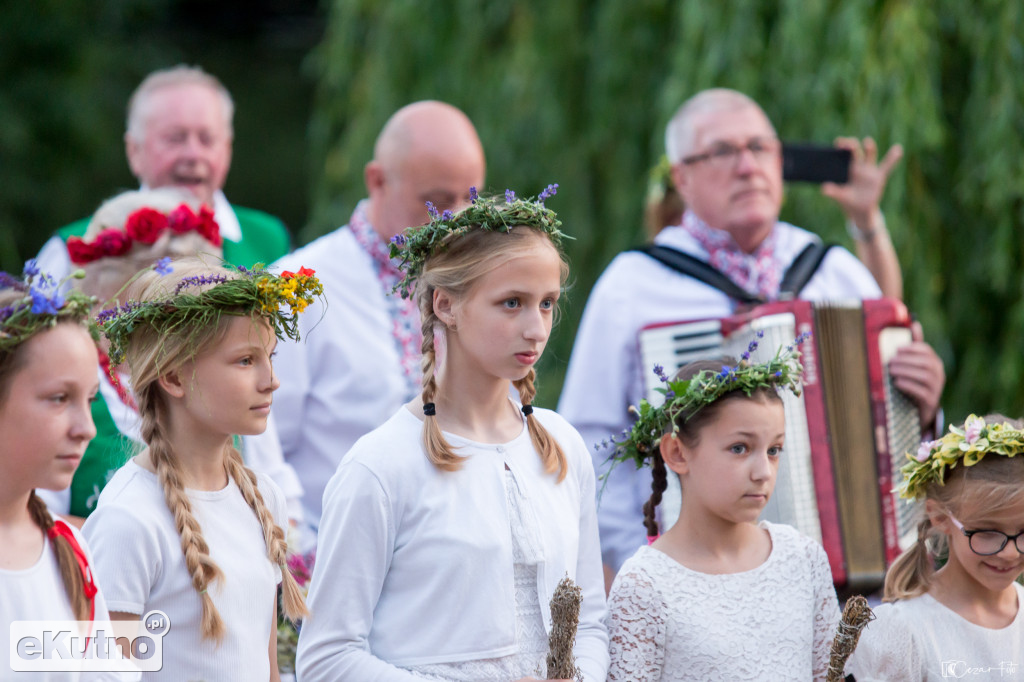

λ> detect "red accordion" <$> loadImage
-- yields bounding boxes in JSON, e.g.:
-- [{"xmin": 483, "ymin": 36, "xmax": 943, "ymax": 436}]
[{"xmin": 639, "ymin": 299, "xmax": 921, "ymax": 589}]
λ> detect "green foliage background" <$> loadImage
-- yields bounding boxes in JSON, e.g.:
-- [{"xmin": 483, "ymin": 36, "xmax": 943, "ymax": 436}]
[
  {"xmin": 0, "ymin": 0, "xmax": 318, "ymax": 270},
  {"xmin": 3, "ymin": 1, "xmax": 1021, "ymax": 425},
  {"xmin": 308, "ymin": 0, "xmax": 1024, "ymax": 423}
]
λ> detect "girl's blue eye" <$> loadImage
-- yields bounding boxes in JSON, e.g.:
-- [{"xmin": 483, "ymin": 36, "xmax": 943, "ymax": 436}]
[
  {"xmin": 540, "ymin": 299, "xmax": 554, "ymax": 310},
  {"xmin": 239, "ymin": 357, "xmax": 253, "ymax": 366},
  {"xmin": 503, "ymin": 298, "xmax": 520, "ymax": 309},
  {"xmin": 767, "ymin": 446, "xmax": 783, "ymax": 457},
  {"xmin": 730, "ymin": 443, "xmax": 747, "ymax": 455}
]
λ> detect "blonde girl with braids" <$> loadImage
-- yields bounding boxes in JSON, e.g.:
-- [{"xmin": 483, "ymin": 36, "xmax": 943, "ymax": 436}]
[
  {"xmin": 0, "ymin": 263, "xmax": 121, "ymax": 680},
  {"xmin": 298, "ymin": 187, "xmax": 609, "ymax": 682},
  {"xmin": 846, "ymin": 414, "xmax": 1024, "ymax": 681},
  {"xmin": 40, "ymin": 187, "xmax": 307, "ymax": 541},
  {"xmin": 36, "ymin": 187, "xmax": 222, "ymax": 524},
  {"xmin": 605, "ymin": 341, "xmax": 842, "ymax": 681},
  {"xmin": 82, "ymin": 258, "xmax": 317, "ymax": 680}
]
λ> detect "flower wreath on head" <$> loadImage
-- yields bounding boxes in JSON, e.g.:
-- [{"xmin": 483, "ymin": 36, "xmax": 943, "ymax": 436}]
[
  {"xmin": 602, "ymin": 331, "xmax": 810, "ymax": 471},
  {"xmin": 67, "ymin": 203, "xmax": 222, "ymax": 265},
  {"xmin": 98, "ymin": 261, "xmax": 323, "ymax": 365},
  {"xmin": 0, "ymin": 261, "xmax": 97, "ymax": 352},
  {"xmin": 899, "ymin": 415, "xmax": 1024, "ymax": 500},
  {"xmin": 388, "ymin": 184, "xmax": 567, "ymax": 299}
]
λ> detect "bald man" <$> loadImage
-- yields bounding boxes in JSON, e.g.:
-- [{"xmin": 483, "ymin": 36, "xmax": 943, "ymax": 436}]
[{"xmin": 272, "ymin": 101, "xmax": 486, "ymax": 530}]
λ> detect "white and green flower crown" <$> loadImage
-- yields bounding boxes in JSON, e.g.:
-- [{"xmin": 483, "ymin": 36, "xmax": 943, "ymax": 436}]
[
  {"xmin": 603, "ymin": 332, "xmax": 809, "ymax": 470},
  {"xmin": 388, "ymin": 184, "xmax": 568, "ymax": 299},
  {"xmin": 0, "ymin": 261, "xmax": 97, "ymax": 353},
  {"xmin": 899, "ymin": 414, "xmax": 1024, "ymax": 499}
]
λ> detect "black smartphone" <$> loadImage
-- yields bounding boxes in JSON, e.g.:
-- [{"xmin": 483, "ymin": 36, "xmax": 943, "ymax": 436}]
[{"xmin": 782, "ymin": 143, "xmax": 851, "ymax": 184}]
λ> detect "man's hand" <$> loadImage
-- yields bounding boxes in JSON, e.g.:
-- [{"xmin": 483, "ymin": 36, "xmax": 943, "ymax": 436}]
[
  {"xmin": 822, "ymin": 137, "xmax": 903, "ymax": 235},
  {"xmin": 889, "ymin": 322, "xmax": 945, "ymax": 431}
]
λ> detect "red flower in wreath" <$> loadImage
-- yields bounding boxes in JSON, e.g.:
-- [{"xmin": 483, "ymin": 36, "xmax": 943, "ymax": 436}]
[
  {"xmin": 195, "ymin": 206, "xmax": 222, "ymax": 246},
  {"xmin": 95, "ymin": 229, "xmax": 132, "ymax": 258},
  {"xmin": 167, "ymin": 204, "xmax": 199, "ymax": 234},
  {"xmin": 67, "ymin": 237, "xmax": 100, "ymax": 264},
  {"xmin": 298, "ymin": 267, "xmax": 316, "ymax": 277},
  {"xmin": 124, "ymin": 208, "xmax": 168, "ymax": 244}
]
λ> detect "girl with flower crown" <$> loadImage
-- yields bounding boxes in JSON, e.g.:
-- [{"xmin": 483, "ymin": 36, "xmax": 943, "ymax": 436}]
[
  {"xmin": 297, "ymin": 187, "xmax": 609, "ymax": 681},
  {"xmin": 38, "ymin": 188, "xmax": 306, "ymax": 541},
  {"xmin": 81, "ymin": 258, "xmax": 319, "ymax": 680},
  {"xmin": 0, "ymin": 263, "xmax": 123, "ymax": 680},
  {"xmin": 846, "ymin": 414, "xmax": 1024, "ymax": 681},
  {"xmin": 605, "ymin": 342, "xmax": 841, "ymax": 681}
]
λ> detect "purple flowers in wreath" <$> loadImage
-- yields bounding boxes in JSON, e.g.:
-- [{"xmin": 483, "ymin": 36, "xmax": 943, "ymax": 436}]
[{"xmin": 600, "ymin": 331, "xmax": 811, "ymax": 471}]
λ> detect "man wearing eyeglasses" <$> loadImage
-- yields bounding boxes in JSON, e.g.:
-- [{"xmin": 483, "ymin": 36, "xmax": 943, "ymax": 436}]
[{"xmin": 559, "ymin": 88, "xmax": 946, "ymax": 585}]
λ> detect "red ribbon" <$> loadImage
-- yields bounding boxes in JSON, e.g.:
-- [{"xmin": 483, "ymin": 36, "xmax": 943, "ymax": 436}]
[
  {"xmin": 98, "ymin": 349, "xmax": 136, "ymax": 410},
  {"xmin": 47, "ymin": 520, "xmax": 97, "ymax": 623}
]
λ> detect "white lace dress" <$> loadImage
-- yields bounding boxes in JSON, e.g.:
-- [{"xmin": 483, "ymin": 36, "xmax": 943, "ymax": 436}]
[
  {"xmin": 846, "ymin": 582, "xmax": 1024, "ymax": 681},
  {"xmin": 405, "ymin": 469, "xmax": 549, "ymax": 681},
  {"xmin": 606, "ymin": 521, "xmax": 840, "ymax": 681}
]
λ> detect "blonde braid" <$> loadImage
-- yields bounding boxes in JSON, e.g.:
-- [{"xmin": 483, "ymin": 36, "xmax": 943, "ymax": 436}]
[
  {"xmin": 882, "ymin": 517, "xmax": 939, "ymax": 602},
  {"xmin": 138, "ymin": 385, "xmax": 225, "ymax": 642},
  {"xmin": 27, "ymin": 492, "xmax": 91, "ymax": 621},
  {"xmin": 418, "ymin": 289, "xmax": 461, "ymax": 471},
  {"xmin": 514, "ymin": 368, "xmax": 567, "ymax": 482},
  {"xmin": 223, "ymin": 448, "xmax": 308, "ymax": 621}
]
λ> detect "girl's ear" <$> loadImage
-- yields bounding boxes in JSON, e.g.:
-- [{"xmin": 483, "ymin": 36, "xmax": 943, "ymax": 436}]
[
  {"xmin": 660, "ymin": 432, "xmax": 690, "ymax": 476},
  {"xmin": 432, "ymin": 288, "xmax": 456, "ymax": 329},
  {"xmin": 925, "ymin": 498, "xmax": 953, "ymax": 534},
  {"xmin": 157, "ymin": 369, "xmax": 186, "ymax": 399}
]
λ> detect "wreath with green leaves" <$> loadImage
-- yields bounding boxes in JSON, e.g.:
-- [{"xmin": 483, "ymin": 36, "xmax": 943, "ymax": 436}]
[{"xmin": 388, "ymin": 184, "xmax": 568, "ymax": 299}]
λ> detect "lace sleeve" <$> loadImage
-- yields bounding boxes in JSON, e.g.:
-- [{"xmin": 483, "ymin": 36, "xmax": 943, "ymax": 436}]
[
  {"xmin": 606, "ymin": 565, "xmax": 666, "ymax": 682},
  {"xmin": 808, "ymin": 541, "xmax": 842, "ymax": 681}
]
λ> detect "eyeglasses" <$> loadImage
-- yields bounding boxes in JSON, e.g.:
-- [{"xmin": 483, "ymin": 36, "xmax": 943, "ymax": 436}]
[
  {"xmin": 949, "ymin": 514, "xmax": 1024, "ymax": 556},
  {"xmin": 681, "ymin": 137, "xmax": 781, "ymax": 170}
]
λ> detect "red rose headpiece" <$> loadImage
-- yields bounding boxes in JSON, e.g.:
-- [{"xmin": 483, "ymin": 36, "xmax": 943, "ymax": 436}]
[{"xmin": 67, "ymin": 204, "xmax": 222, "ymax": 265}]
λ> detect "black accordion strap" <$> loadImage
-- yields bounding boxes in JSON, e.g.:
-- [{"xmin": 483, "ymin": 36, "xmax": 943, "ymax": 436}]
[
  {"xmin": 778, "ymin": 241, "xmax": 836, "ymax": 298},
  {"xmin": 633, "ymin": 244, "xmax": 764, "ymax": 305},
  {"xmin": 635, "ymin": 241, "xmax": 836, "ymax": 303}
]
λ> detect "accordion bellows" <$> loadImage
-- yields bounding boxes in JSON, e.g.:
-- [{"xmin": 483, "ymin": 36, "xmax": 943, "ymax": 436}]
[{"xmin": 640, "ymin": 299, "xmax": 921, "ymax": 589}]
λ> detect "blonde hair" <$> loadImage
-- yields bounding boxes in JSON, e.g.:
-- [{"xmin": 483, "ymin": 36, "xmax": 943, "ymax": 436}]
[
  {"xmin": 416, "ymin": 226, "xmax": 570, "ymax": 481},
  {"xmin": 77, "ymin": 188, "xmax": 223, "ymax": 305},
  {"xmin": 0, "ymin": 288, "xmax": 93, "ymax": 620},
  {"xmin": 126, "ymin": 65, "xmax": 234, "ymax": 142},
  {"xmin": 122, "ymin": 259, "xmax": 306, "ymax": 641},
  {"xmin": 884, "ymin": 414, "xmax": 1024, "ymax": 602}
]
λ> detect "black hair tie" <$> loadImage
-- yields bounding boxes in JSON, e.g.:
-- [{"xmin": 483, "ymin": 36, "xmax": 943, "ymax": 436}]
[
  {"xmin": 423, "ymin": 402, "xmax": 436, "ymax": 416},
  {"xmin": 521, "ymin": 404, "xmax": 534, "ymax": 416}
]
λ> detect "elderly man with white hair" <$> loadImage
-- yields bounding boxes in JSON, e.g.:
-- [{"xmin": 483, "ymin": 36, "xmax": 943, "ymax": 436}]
[
  {"xmin": 37, "ymin": 64, "xmax": 290, "ymax": 278},
  {"xmin": 559, "ymin": 88, "xmax": 945, "ymax": 584}
]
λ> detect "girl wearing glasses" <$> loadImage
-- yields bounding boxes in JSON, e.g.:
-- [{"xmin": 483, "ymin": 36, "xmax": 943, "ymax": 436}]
[{"xmin": 847, "ymin": 414, "xmax": 1024, "ymax": 681}]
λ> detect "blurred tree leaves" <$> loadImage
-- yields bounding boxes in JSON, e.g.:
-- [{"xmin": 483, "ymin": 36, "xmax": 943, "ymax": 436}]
[
  {"xmin": 1, "ymin": 0, "xmax": 321, "ymax": 270},
  {"xmin": 311, "ymin": 0, "xmax": 1024, "ymax": 421},
  {"xmin": 0, "ymin": 0, "xmax": 172, "ymax": 269}
]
